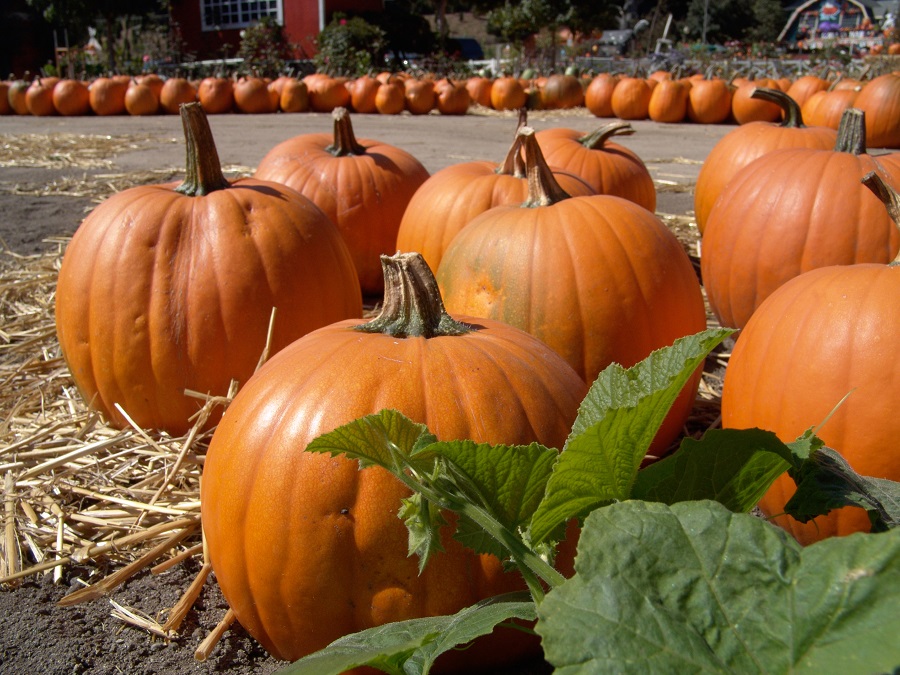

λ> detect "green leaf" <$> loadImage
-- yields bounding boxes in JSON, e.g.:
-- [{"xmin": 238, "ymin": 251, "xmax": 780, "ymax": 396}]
[
  {"xmin": 305, "ymin": 409, "xmax": 435, "ymax": 472},
  {"xmin": 277, "ymin": 593, "xmax": 538, "ymax": 675},
  {"xmin": 537, "ymin": 500, "xmax": 900, "ymax": 675},
  {"xmin": 429, "ymin": 440, "xmax": 557, "ymax": 558},
  {"xmin": 785, "ymin": 446, "xmax": 900, "ymax": 533},
  {"xmin": 398, "ymin": 492, "xmax": 448, "ymax": 573},
  {"xmin": 632, "ymin": 427, "xmax": 792, "ymax": 511},
  {"xmin": 529, "ymin": 328, "xmax": 733, "ymax": 545}
]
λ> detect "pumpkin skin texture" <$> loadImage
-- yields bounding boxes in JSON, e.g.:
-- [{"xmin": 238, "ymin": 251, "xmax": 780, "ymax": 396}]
[
  {"xmin": 701, "ymin": 109, "xmax": 900, "ymax": 330},
  {"xmin": 801, "ymin": 88, "xmax": 859, "ymax": 130},
  {"xmin": 396, "ymin": 115, "xmax": 595, "ymax": 274},
  {"xmin": 436, "ymin": 128, "xmax": 707, "ymax": 455},
  {"xmin": 534, "ymin": 122, "xmax": 657, "ymax": 212},
  {"xmin": 584, "ymin": 73, "xmax": 619, "ymax": 118},
  {"xmin": 686, "ymin": 77, "xmax": 733, "ymax": 124},
  {"xmin": 722, "ymin": 260, "xmax": 900, "ymax": 545},
  {"xmin": 201, "ymin": 252, "xmax": 586, "ymax": 667},
  {"xmin": 55, "ymin": 104, "xmax": 362, "ymax": 435},
  {"xmin": 852, "ymin": 72, "xmax": 900, "ymax": 148},
  {"xmin": 89, "ymin": 77, "xmax": 129, "ymax": 116},
  {"xmin": 694, "ymin": 87, "xmax": 838, "ymax": 233},
  {"xmin": 254, "ymin": 107, "xmax": 430, "ymax": 296}
]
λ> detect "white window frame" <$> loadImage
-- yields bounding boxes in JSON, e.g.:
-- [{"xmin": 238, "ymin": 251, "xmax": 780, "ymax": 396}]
[{"xmin": 200, "ymin": 0, "xmax": 284, "ymax": 31}]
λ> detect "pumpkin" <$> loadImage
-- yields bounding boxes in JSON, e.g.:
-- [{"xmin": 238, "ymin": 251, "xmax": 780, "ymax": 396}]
[
  {"xmin": 404, "ymin": 77, "xmax": 436, "ymax": 115},
  {"xmin": 584, "ymin": 73, "xmax": 618, "ymax": 118},
  {"xmin": 396, "ymin": 111, "xmax": 595, "ymax": 273},
  {"xmin": 610, "ymin": 76, "xmax": 652, "ymax": 120},
  {"xmin": 51, "ymin": 79, "xmax": 90, "ymax": 116},
  {"xmin": 694, "ymin": 87, "xmax": 838, "ymax": 233},
  {"xmin": 88, "ymin": 77, "xmax": 129, "ymax": 116},
  {"xmin": 800, "ymin": 87, "xmax": 859, "ymax": 130},
  {"xmin": 851, "ymin": 72, "xmax": 900, "ymax": 148},
  {"xmin": 434, "ymin": 78, "xmax": 470, "ymax": 115},
  {"xmin": 55, "ymin": 103, "xmax": 361, "ymax": 435},
  {"xmin": 685, "ymin": 77, "xmax": 733, "ymax": 124},
  {"xmin": 465, "ymin": 76, "xmax": 494, "ymax": 108},
  {"xmin": 541, "ymin": 74, "xmax": 584, "ymax": 110},
  {"xmin": 648, "ymin": 78, "xmax": 689, "ymax": 123},
  {"xmin": 730, "ymin": 79, "xmax": 783, "ymax": 124},
  {"xmin": 233, "ymin": 76, "xmax": 278, "ymax": 114},
  {"xmin": 197, "ymin": 76, "xmax": 235, "ymax": 114},
  {"xmin": 254, "ymin": 107, "xmax": 430, "ymax": 296},
  {"xmin": 201, "ymin": 251, "xmax": 586, "ymax": 667},
  {"xmin": 490, "ymin": 76, "xmax": 527, "ymax": 111},
  {"xmin": 124, "ymin": 78, "xmax": 159, "ymax": 116},
  {"xmin": 721, "ymin": 171, "xmax": 900, "ymax": 545},
  {"xmin": 374, "ymin": 79, "xmax": 405, "ymax": 114},
  {"xmin": 785, "ymin": 74, "xmax": 830, "ymax": 109},
  {"xmin": 136, "ymin": 73, "xmax": 164, "ymax": 98},
  {"xmin": 436, "ymin": 127, "xmax": 707, "ymax": 456},
  {"xmin": 7, "ymin": 79, "xmax": 30, "ymax": 115},
  {"xmin": 534, "ymin": 122, "xmax": 657, "ymax": 212},
  {"xmin": 279, "ymin": 78, "xmax": 309, "ymax": 113},
  {"xmin": 305, "ymin": 73, "xmax": 351, "ymax": 112},
  {"xmin": 159, "ymin": 77, "xmax": 197, "ymax": 114},
  {"xmin": 701, "ymin": 108, "xmax": 900, "ymax": 330},
  {"xmin": 347, "ymin": 75, "xmax": 380, "ymax": 114},
  {"xmin": 25, "ymin": 77, "xmax": 60, "ymax": 116}
]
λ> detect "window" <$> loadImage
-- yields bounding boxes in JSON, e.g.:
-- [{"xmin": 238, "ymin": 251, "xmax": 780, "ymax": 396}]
[{"xmin": 201, "ymin": 0, "xmax": 283, "ymax": 31}]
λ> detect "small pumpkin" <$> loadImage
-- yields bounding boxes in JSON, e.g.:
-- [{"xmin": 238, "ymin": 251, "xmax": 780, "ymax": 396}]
[
  {"xmin": 52, "ymin": 79, "xmax": 90, "ymax": 116},
  {"xmin": 685, "ymin": 77, "xmax": 733, "ymax": 124},
  {"xmin": 701, "ymin": 108, "xmax": 900, "ymax": 330},
  {"xmin": 347, "ymin": 75, "xmax": 380, "ymax": 114},
  {"xmin": 490, "ymin": 76, "xmax": 527, "ymax": 111},
  {"xmin": 801, "ymin": 87, "xmax": 859, "ymax": 130},
  {"xmin": 55, "ymin": 103, "xmax": 361, "ymax": 434},
  {"xmin": 25, "ymin": 77, "xmax": 60, "ymax": 116},
  {"xmin": 436, "ymin": 127, "xmax": 707, "ymax": 456},
  {"xmin": 279, "ymin": 78, "xmax": 310, "ymax": 113},
  {"xmin": 465, "ymin": 76, "xmax": 494, "ymax": 108},
  {"xmin": 159, "ymin": 77, "xmax": 197, "ymax": 114},
  {"xmin": 721, "ymin": 171, "xmax": 900, "ymax": 545},
  {"xmin": 88, "ymin": 77, "xmax": 129, "ymax": 116},
  {"xmin": 233, "ymin": 76, "xmax": 278, "ymax": 114},
  {"xmin": 648, "ymin": 78, "xmax": 689, "ymax": 123},
  {"xmin": 124, "ymin": 78, "xmax": 159, "ymax": 116},
  {"xmin": 254, "ymin": 107, "xmax": 430, "ymax": 296},
  {"xmin": 197, "ymin": 76, "xmax": 235, "ymax": 114},
  {"xmin": 610, "ymin": 76, "xmax": 652, "ymax": 120},
  {"xmin": 201, "ymin": 251, "xmax": 586, "ymax": 666},
  {"xmin": 730, "ymin": 78, "xmax": 783, "ymax": 124},
  {"xmin": 584, "ymin": 73, "xmax": 619, "ymax": 118},
  {"xmin": 374, "ymin": 79, "xmax": 406, "ymax": 114},
  {"xmin": 434, "ymin": 78, "xmax": 471, "ymax": 115}
]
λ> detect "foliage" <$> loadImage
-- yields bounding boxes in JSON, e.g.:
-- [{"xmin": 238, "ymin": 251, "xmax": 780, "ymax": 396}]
[
  {"xmin": 313, "ymin": 14, "xmax": 387, "ymax": 77},
  {"xmin": 683, "ymin": 0, "xmax": 785, "ymax": 43},
  {"xmin": 277, "ymin": 327, "xmax": 900, "ymax": 674},
  {"xmin": 236, "ymin": 16, "xmax": 295, "ymax": 78}
]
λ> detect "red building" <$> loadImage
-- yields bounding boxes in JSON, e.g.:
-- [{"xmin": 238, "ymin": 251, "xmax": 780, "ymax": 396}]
[{"xmin": 169, "ymin": 0, "xmax": 385, "ymax": 60}]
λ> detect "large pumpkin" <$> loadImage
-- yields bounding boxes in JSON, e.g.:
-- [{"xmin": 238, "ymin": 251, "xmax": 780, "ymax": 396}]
[
  {"xmin": 701, "ymin": 108, "xmax": 900, "ymax": 330},
  {"xmin": 201, "ymin": 251, "xmax": 586, "ymax": 668},
  {"xmin": 254, "ymin": 106, "xmax": 430, "ymax": 296},
  {"xmin": 694, "ymin": 87, "xmax": 838, "ymax": 233},
  {"xmin": 534, "ymin": 122, "xmax": 656, "ymax": 212},
  {"xmin": 55, "ymin": 103, "xmax": 362, "ymax": 435},
  {"xmin": 436, "ymin": 127, "xmax": 707, "ymax": 456},
  {"xmin": 852, "ymin": 72, "xmax": 900, "ymax": 148},
  {"xmin": 722, "ymin": 171, "xmax": 900, "ymax": 545},
  {"xmin": 396, "ymin": 111, "xmax": 594, "ymax": 273}
]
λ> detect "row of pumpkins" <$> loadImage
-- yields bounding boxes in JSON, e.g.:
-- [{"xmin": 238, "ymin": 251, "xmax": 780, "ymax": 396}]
[
  {"xmin": 53, "ymin": 98, "xmax": 898, "ymax": 668},
  {"xmin": 5, "ymin": 68, "xmax": 900, "ymax": 146}
]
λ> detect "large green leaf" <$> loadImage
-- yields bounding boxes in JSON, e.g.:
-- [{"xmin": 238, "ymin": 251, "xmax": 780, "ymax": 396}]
[
  {"xmin": 537, "ymin": 500, "xmax": 900, "ymax": 675},
  {"xmin": 529, "ymin": 328, "xmax": 733, "ymax": 545},
  {"xmin": 277, "ymin": 593, "xmax": 538, "ymax": 675},
  {"xmin": 632, "ymin": 427, "xmax": 792, "ymax": 510}
]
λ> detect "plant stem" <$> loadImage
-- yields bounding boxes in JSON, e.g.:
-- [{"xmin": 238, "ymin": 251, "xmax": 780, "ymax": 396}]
[{"xmin": 175, "ymin": 103, "xmax": 230, "ymax": 197}]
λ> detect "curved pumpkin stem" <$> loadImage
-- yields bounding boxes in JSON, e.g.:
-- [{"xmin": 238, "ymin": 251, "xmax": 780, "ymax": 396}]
[
  {"xmin": 861, "ymin": 171, "xmax": 900, "ymax": 264},
  {"xmin": 326, "ymin": 107, "xmax": 366, "ymax": 157},
  {"xmin": 834, "ymin": 108, "xmax": 867, "ymax": 155},
  {"xmin": 577, "ymin": 121, "xmax": 635, "ymax": 150},
  {"xmin": 519, "ymin": 126, "xmax": 572, "ymax": 208},
  {"xmin": 497, "ymin": 132, "xmax": 526, "ymax": 178},
  {"xmin": 749, "ymin": 87, "xmax": 805, "ymax": 128},
  {"xmin": 356, "ymin": 252, "xmax": 471, "ymax": 338},
  {"xmin": 175, "ymin": 102, "xmax": 230, "ymax": 196}
]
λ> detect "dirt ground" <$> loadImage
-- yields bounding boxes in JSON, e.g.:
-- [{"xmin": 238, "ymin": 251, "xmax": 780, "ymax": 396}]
[{"xmin": 0, "ymin": 108, "xmax": 732, "ymax": 675}]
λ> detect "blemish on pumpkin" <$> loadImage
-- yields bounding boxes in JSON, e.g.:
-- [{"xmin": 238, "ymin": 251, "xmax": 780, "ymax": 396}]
[{"xmin": 844, "ymin": 568, "xmax": 871, "ymax": 582}]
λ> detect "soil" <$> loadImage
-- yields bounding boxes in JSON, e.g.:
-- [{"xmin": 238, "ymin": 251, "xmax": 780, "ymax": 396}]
[{"xmin": 0, "ymin": 108, "xmax": 732, "ymax": 675}]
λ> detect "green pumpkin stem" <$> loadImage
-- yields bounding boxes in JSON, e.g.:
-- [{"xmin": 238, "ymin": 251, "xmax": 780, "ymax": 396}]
[
  {"xmin": 326, "ymin": 107, "xmax": 366, "ymax": 157},
  {"xmin": 577, "ymin": 121, "xmax": 635, "ymax": 150},
  {"xmin": 355, "ymin": 252, "xmax": 472, "ymax": 338},
  {"xmin": 834, "ymin": 108, "xmax": 867, "ymax": 155},
  {"xmin": 750, "ymin": 87, "xmax": 806, "ymax": 127},
  {"xmin": 519, "ymin": 126, "xmax": 572, "ymax": 208},
  {"xmin": 175, "ymin": 102, "xmax": 230, "ymax": 197},
  {"xmin": 860, "ymin": 171, "xmax": 900, "ymax": 265}
]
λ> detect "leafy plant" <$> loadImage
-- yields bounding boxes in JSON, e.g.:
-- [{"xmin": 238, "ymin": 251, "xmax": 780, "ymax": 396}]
[
  {"xmin": 237, "ymin": 16, "xmax": 295, "ymax": 77},
  {"xmin": 277, "ymin": 328, "xmax": 900, "ymax": 674},
  {"xmin": 313, "ymin": 14, "xmax": 387, "ymax": 77}
]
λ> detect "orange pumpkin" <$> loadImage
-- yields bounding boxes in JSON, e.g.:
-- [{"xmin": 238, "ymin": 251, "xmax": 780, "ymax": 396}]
[
  {"xmin": 7, "ymin": 79, "xmax": 30, "ymax": 115},
  {"xmin": 305, "ymin": 73, "xmax": 351, "ymax": 112},
  {"xmin": 852, "ymin": 72, "xmax": 900, "ymax": 148},
  {"xmin": 254, "ymin": 107, "xmax": 430, "ymax": 296},
  {"xmin": 279, "ymin": 78, "xmax": 309, "ymax": 113},
  {"xmin": 785, "ymin": 74, "xmax": 830, "ymax": 109},
  {"xmin": 201, "ymin": 251, "xmax": 586, "ymax": 666},
  {"xmin": 159, "ymin": 77, "xmax": 197, "ymax": 114},
  {"xmin": 25, "ymin": 77, "xmax": 59, "ymax": 116},
  {"xmin": 197, "ymin": 76, "xmax": 235, "ymax": 114},
  {"xmin": 55, "ymin": 103, "xmax": 361, "ymax": 435},
  {"xmin": 584, "ymin": 73, "xmax": 619, "ymax": 118},
  {"xmin": 722, "ymin": 172, "xmax": 900, "ymax": 545},
  {"xmin": 51, "ymin": 79, "xmax": 90, "ymax": 116},
  {"xmin": 730, "ymin": 79, "xmax": 783, "ymax": 124},
  {"xmin": 490, "ymin": 76, "xmax": 527, "ymax": 111},
  {"xmin": 534, "ymin": 122, "xmax": 657, "ymax": 212},
  {"xmin": 801, "ymin": 87, "xmax": 859, "ymax": 130},
  {"xmin": 404, "ymin": 77, "xmax": 436, "ymax": 115},
  {"xmin": 434, "ymin": 78, "xmax": 471, "ymax": 115},
  {"xmin": 540, "ymin": 74, "xmax": 584, "ymax": 110},
  {"xmin": 124, "ymin": 78, "xmax": 159, "ymax": 116},
  {"xmin": 347, "ymin": 75, "xmax": 380, "ymax": 114},
  {"xmin": 694, "ymin": 87, "xmax": 838, "ymax": 233},
  {"xmin": 648, "ymin": 78, "xmax": 689, "ymax": 123},
  {"xmin": 701, "ymin": 108, "xmax": 900, "ymax": 330},
  {"xmin": 88, "ymin": 77, "xmax": 129, "ymax": 116},
  {"xmin": 685, "ymin": 77, "xmax": 733, "ymax": 124},
  {"xmin": 610, "ymin": 76, "xmax": 652, "ymax": 120},
  {"xmin": 466, "ymin": 76, "xmax": 494, "ymax": 108},
  {"xmin": 396, "ymin": 112, "xmax": 594, "ymax": 273},
  {"xmin": 233, "ymin": 76, "xmax": 278, "ymax": 114},
  {"xmin": 374, "ymin": 79, "xmax": 406, "ymax": 114},
  {"xmin": 436, "ymin": 127, "xmax": 707, "ymax": 456}
]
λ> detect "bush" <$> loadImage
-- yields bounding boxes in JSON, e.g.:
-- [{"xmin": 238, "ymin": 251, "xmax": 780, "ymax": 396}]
[{"xmin": 314, "ymin": 14, "xmax": 387, "ymax": 77}]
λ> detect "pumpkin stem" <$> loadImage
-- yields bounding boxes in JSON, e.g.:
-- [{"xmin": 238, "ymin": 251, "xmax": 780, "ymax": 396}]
[
  {"xmin": 326, "ymin": 107, "xmax": 366, "ymax": 157},
  {"xmin": 519, "ymin": 126, "xmax": 572, "ymax": 208},
  {"xmin": 861, "ymin": 171, "xmax": 900, "ymax": 264},
  {"xmin": 750, "ymin": 87, "xmax": 805, "ymax": 128},
  {"xmin": 497, "ymin": 131, "xmax": 526, "ymax": 178},
  {"xmin": 175, "ymin": 102, "xmax": 230, "ymax": 196},
  {"xmin": 834, "ymin": 108, "xmax": 867, "ymax": 155},
  {"xmin": 356, "ymin": 252, "xmax": 472, "ymax": 338},
  {"xmin": 577, "ymin": 121, "xmax": 635, "ymax": 150}
]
